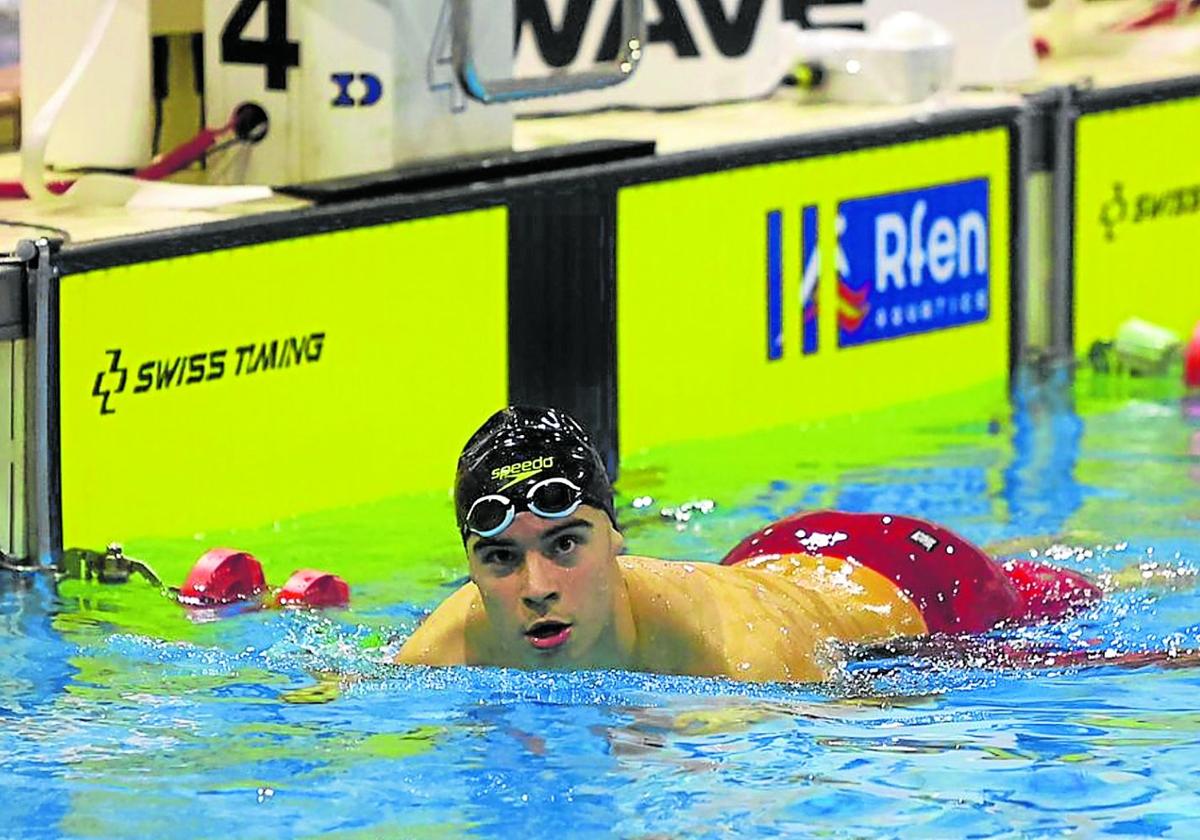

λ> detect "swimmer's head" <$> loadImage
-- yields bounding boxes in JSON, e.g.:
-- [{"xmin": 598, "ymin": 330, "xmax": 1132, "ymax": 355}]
[{"xmin": 454, "ymin": 406, "xmax": 617, "ymax": 541}]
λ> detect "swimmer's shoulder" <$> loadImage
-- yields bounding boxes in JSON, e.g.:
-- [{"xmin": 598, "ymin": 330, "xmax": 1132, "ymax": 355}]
[
  {"xmin": 616, "ymin": 555, "xmax": 737, "ymax": 676},
  {"xmin": 616, "ymin": 554, "xmax": 725, "ymax": 601},
  {"xmin": 394, "ymin": 582, "xmax": 483, "ymax": 666},
  {"xmin": 615, "ymin": 554, "xmax": 859, "ymax": 682}
]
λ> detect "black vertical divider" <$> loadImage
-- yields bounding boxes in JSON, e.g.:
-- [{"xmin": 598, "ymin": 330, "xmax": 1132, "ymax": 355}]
[
  {"xmin": 507, "ymin": 184, "xmax": 620, "ymax": 480},
  {"xmin": 1061, "ymin": 96, "xmax": 1078, "ymax": 359},
  {"xmin": 1008, "ymin": 118, "xmax": 1026, "ymax": 383}
]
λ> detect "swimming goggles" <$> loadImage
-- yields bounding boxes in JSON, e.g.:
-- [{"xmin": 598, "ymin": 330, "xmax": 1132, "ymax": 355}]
[{"xmin": 465, "ymin": 477, "xmax": 583, "ymax": 538}]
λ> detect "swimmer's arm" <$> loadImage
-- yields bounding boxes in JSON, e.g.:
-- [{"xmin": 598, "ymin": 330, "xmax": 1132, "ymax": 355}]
[{"xmin": 394, "ymin": 583, "xmax": 479, "ymax": 666}]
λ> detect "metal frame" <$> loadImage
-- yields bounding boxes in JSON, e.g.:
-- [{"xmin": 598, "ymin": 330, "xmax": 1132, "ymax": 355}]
[
  {"xmin": 1050, "ymin": 88, "xmax": 1077, "ymax": 363},
  {"xmin": 1016, "ymin": 87, "xmax": 1065, "ymax": 367},
  {"xmin": 1, "ymin": 259, "xmax": 27, "ymax": 563},
  {"xmin": 453, "ymin": 0, "xmax": 644, "ymax": 104},
  {"xmin": 1073, "ymin": 74, "xmax": 1200, "ymax": 114},
  {"xmin": 0, "ymin": 260, "xmax": 22, "ymax": 342},
  {"xmin": 2, "ymin": 336, "xmax": 26, "ymax": 561},
  {"xmin": 1009, "ymin": 100, "xmax": 1031, "ymax": 380},
  {"xmin": 1031, "ymin": 85, "xmax": 1075, "ymax": 365},
  {"xmin": 20, "ymin": 239, "xmax": 61, "ymax": 570}
]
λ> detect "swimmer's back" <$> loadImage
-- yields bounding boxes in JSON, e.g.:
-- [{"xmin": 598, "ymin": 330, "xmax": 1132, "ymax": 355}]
[
  {"xmin": 620, "ymin": 555, "xmax": 927, "ymax": 682},
  {"xmin": 397, "ymin": 554, "xmax": 927, "ymax": 680}
]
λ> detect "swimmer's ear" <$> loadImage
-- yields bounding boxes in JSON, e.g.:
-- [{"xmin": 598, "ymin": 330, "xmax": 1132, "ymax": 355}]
[{"xmin": 611, "ymin": 523, "xmax": 625, "ymax": 555}]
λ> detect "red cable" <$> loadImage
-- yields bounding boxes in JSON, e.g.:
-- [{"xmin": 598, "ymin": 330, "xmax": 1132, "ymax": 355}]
[
  {"xmin": 1, "ymin": 113, "xmax": 238, "ymax": 200},
  {"xmin": 0, "ymin": 180, "xmax": 73, "ymax": 199},
  {"xmin": 1114, "ymin": 0, "xmax": 1189, "ymax": 31},
  {"xmin": 134, "ymin": 125, "xmax": 227, "ymax": 181}
]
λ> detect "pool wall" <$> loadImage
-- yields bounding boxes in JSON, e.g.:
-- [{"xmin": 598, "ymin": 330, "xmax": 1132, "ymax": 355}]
[{"xmin": 3, "ymin": 76, "xmax": 1200, "ymax": 572}]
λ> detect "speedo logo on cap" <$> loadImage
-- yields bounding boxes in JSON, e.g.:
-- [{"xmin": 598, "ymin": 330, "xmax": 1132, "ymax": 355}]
[{"xmin": 491, "ymin": 456, "xmax": 555, "ymax": 491}]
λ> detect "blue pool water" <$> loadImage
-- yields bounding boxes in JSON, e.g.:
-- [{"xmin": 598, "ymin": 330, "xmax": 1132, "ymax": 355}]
[{"xmin": 4, "ymin": 371, "xmax": 1200, "ymax": 838}]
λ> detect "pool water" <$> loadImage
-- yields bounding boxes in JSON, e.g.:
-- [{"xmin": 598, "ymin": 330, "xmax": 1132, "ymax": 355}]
[{"xmin": 4, "ymin": 369, "xmax": 1200, "ymax": 838}]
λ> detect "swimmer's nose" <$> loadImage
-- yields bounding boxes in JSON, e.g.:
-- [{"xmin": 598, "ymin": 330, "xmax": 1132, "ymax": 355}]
[
  {"xmin": 522, "ymin": 590, "xmax": 559, "ymax": 612},
  {"xmin": 521, "ymin": 555, "xmax": 560, "ymax": 612}
]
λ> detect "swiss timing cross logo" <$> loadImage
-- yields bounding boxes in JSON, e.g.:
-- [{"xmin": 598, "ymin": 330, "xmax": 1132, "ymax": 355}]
[
  {"xmin": 1100, "ymin": 182, "xmax": 1128, "ymax": 242},
  {"xmin": 88, "ymin": 332, "xmax": 327, "ymax": 416},
  {"xmin": 91, "ymin": 349, "xmax": 128, "ymax": 415}
]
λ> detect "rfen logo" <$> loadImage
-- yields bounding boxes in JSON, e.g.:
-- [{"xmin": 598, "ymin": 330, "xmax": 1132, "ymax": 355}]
[{"xmin": 837, "ymin": 179, "xmax": 991, "ymax": 347}]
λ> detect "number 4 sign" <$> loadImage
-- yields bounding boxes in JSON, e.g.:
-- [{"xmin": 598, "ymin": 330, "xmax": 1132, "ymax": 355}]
[
  {"xmin": 203, "ymin": 0, "xmax": 514, "ymax": 185},
  {"xmin": 219, "ymin": 0, "xmax": 300, "ymax": 92}
]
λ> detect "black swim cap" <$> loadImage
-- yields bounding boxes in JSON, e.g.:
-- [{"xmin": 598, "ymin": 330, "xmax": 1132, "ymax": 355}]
[{"xmin": 455, "ymin": 406, "xmax": 616, "ymax": 541}]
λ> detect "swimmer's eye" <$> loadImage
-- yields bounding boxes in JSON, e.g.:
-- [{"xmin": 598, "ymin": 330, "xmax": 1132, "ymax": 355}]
[
  {"xmin": 550, "ymin": 533, "xmax": 581, "ymax": 556},
  {"xmin": 480, "ymin": 548, "xmax": 518, "ymax": 567}
]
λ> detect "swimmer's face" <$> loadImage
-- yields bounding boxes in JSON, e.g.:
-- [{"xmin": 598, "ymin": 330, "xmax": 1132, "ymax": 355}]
[{"xmin": 466, "ymin": 504, "xmax": 625, "ymax": 669}]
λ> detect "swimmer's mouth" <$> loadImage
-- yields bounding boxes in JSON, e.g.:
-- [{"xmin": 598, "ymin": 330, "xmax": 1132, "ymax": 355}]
[{"xmin": 525, "ymin": 621, "xmax": 572, "ymax": 650}]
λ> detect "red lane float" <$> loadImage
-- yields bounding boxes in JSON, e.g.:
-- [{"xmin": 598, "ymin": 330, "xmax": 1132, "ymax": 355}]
[
  {"xmin": 278, "ymin": 569, "xmax": 351, "ymax": 608},
  {"xmin": 178, "ymin": 548, "xmax": 350, "ymax": 610},
  {"xmin": 1184, "ymin": 322, "xmax": 1200, "ymax": 389},
  {"xmin": 179, "ymin": 548, "xmax": 266, "ymax": 605}
]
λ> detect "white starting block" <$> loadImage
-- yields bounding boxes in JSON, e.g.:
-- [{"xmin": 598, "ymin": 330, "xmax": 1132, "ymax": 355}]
[
  {"xmin": 18, "ymin": 0, "xmax": 1038, "ymax": 188},
  {"xmin": 21, "ymin": 0, "xmax": 644, "ymax": 186},
  {"xmin": 20, "ymin": 0, "xmax": 182, "ymax": 171},
  {"xmin": 201, "ymin": 0, "xmax": 521, "ymax": 185}
]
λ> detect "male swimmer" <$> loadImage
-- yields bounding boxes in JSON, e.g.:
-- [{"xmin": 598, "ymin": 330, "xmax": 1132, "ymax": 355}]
[{"xmin": 396, "ymin": 407, "xmax": 1105, "ymax": 683}]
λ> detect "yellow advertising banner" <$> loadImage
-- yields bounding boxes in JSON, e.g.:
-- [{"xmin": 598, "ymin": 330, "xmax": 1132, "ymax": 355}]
[
  {"xmin": 617, "ymin": 128, "xmax": 1012, "ymax": 455},
  {"xmin": 59, "ymin": 208, "xmax": 508, "ymax": 552},
  {"xmin": 1074, "ymin": 96, "xmax": 1200, "ymax": 356}
]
